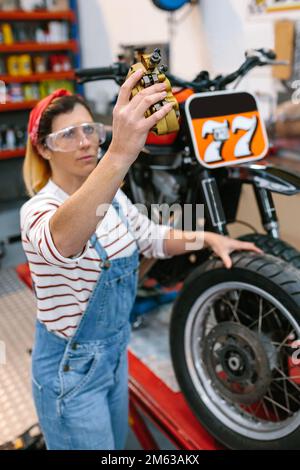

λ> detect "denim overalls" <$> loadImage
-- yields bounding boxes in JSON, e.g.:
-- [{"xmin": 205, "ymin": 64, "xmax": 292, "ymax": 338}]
[{"xmin": 31, "ymin": 197, "xmax": 139, "ymax": 450}]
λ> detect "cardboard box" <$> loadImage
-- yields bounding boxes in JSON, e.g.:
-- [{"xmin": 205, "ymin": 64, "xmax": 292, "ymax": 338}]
[{"xmin": 273, "ymin": 20, "xmax": 295, "ymax": 80}]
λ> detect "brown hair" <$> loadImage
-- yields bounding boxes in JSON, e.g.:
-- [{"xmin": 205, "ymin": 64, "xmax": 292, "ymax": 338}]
[{"xmin": 23, "ymin": 95, "xmax": 94, "ymax": 196}]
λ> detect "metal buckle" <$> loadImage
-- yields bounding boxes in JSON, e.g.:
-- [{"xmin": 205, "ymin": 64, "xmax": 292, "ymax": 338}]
[{"xmin": 100, "ymin": 259, "xmax": 111, "ymax": 270}]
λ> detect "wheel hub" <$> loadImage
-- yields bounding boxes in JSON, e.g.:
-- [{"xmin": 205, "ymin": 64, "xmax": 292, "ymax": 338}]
[
  {"xmin": 203, "ymin": 321, "xmax": 272, "ymax": 405},
  {"xmin": 219, "ymin": 339, "xmax": 255, "ymax": 383}
]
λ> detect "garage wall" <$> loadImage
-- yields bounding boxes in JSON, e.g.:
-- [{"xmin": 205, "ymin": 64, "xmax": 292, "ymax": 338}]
[
  {"xmin": 200, "ymin": 0, "xmax": 275, "ymax": 96},
  {"xmin": 77, "ymin": 0, "xmax": 207, "ymax": 113},
  {"xmin": 77, "ymin": 0, "xmax": 295, "ymax": 113},
  {"xmin": 199, "ymin": 0, "xmax": 300, "ymax": 120},
  {"xmin": 77, "ymin": 0, "xmax": 117, "ymax": 113},
  {"xmin": 96, "ymin": 0, "xmax": 208, "ymax": 76}
]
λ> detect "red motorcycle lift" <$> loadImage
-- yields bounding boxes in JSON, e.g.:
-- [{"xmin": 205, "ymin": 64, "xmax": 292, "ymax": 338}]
[{"xmin": 128, "ymin": 350, "xmax": 221, "ymax": 450}]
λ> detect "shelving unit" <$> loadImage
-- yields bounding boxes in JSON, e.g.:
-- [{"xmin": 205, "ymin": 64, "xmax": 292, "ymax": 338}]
[
  {"xmin": 0, "ymin": 149, "xmax": 26, "ymax": 160},
  {"xmin": 0, "ymin": 10, "xmax": 76, "ymax": 21},
  {"xmin": 0, "ymin": 1, "xmax": 81, "ymax": 253},
  {"xmin": 0, "ymin": 100, "xmax": 38, "ymax": 112},
  {"xmin": 248, "ymin": 1, "xmax": 300, "ymax": 21},
  {"xmin": 0, "ymin": 1, "xmax": 81, "ymax": 161},
  {"xmin": 0, "ymin": 40, "xmax": 78, "ymax": 54},
  {"xmin": 0, "ymin": 71, "xmax": 75, "ymax": 84}
]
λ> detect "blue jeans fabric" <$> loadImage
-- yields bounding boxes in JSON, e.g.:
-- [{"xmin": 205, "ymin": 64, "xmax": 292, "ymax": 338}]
[{"xmin": 31, "ymin": 197, "xmax": 139, "ymax": 450}]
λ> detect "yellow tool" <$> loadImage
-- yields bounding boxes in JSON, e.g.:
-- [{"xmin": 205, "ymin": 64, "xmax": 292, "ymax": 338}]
[{"xmin": 127, "ymin": 48, "xmax": 180, "ymax": 135}]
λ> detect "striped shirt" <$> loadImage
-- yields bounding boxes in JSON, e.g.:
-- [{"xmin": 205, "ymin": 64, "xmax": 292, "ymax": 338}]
[{"xmin": 20, "ymin": 179, "xmax": 171, "ymax": 339}]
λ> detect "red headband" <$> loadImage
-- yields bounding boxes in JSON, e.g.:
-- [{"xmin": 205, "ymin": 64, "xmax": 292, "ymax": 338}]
[{"xmin": 28, "ymin": 89, "xmax": 72, "ymax": 147}]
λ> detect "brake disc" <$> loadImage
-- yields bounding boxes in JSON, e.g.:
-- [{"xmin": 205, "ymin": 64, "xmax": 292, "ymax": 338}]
[{"xmin": 203, "ymin": 321, "xmax": 272, "ymax": 405}]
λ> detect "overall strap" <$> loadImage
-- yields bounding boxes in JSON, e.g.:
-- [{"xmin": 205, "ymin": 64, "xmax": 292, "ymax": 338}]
[
  {"xmin": 111, "ymin": 195, "xmax": 138, "ymax": 246},
  {"xmin": 89, "ymin": 233, "xmax": 107, "ymax": 261},
  {"xmin": 89, "ymin": 195, "xmax": 137, "ymax": 261},
  {"xmin": 111, "ymin": 196, "xmax": 130, "ymax": 232}
]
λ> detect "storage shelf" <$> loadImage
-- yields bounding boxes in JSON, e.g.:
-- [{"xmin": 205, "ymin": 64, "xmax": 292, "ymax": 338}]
[
  {"xmin": 0, "ymin": 100, "xmax": 38, "ymax": 112},
  {"xmin": 0, "ymin": 41, "xmax": 78, "ymax": 53},
  {"xmin": 0, "ymin": 2, "xmax": 81, "ymax": 175},
  {"xmin": 0, "ymin": 71, "xmax": 76, "ymax": 83},
  {"xmin": 0, "ymin": 10, "xmax": 75, "ymax": 21},
  {"xmin": 0, "ymin": 149, "xmax": 25, "ymax": 160},
  {"xmin": 267, "ymin": 5, "xmax": 300, "ymax": 12}
]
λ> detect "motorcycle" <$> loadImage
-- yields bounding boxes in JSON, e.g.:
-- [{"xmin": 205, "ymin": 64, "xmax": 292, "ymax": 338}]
[{"xmin": 76, "ymin": 48, "xmax": 300, "ymax": 450}]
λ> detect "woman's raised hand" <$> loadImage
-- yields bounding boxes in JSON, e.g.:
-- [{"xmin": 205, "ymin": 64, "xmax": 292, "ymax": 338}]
[{"xmin": 108, "ymin": 69, "xmax": 173, "ymax": 165}]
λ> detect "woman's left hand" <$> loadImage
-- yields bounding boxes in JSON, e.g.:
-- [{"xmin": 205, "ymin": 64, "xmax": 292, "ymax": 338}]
[{"xmin": 204, "ymin": 232, "xmax": 263, "ymax": 269}]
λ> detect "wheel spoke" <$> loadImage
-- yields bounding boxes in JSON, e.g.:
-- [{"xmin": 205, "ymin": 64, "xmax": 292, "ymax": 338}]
[
  {"xmin": 222, "ymin": 292, "xmax": 242, "ymax": 324},
  {"xmin": 279, "ymin": 355, "xmax": 290, "ymax": 410},
  {"xmin": 250, "ymin": 398, "xmax": 272, "ymax": 421},
  {"xmin": 235, "ymin": 305, "xmax": 256, "ymax": 323},
  {"xmin": 276, "ymin": 331, "xmax": 295, "ymax": 353},
  {"xmin": 261, "ymin": 399, "xmax": 272, "ymax": 421},
  {"xmin": 265, "ymin": 389, "xmax": 281, "ymax": 420},
  {"xmin": 252, "ymin": 399, "xmax": 264, "ymax": 417},
  {"xmin": 272, "ymin": 376, "xmax": 300, "ymax": 382},
  {"xmin": 264, "ymin": 392, "xmax": 291, "ymax": 417},
  {"xmin": 258, "ymin": 297, "xmax": 263, "ymax": 334},
  {"xmin": 275, "ymin": 366, "xmax": 300, "ymax": 393},
  {"xmin": 271, "ymin": 381, "xmax": 300, "ymax": 407},
  {"xmin": 271, "ymin": 342, "xmax": 294, "ymax": 348},
  {"xmin": 248, "ymin": 306, "xmax": 277, "ymax": 329}
]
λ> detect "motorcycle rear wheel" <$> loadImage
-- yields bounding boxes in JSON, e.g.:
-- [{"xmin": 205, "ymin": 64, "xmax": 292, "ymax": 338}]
[
  {"xmin": 170, "ymin": 252, "xmax": 300, "ymax": 449},
  {"xmin": 239, "ymin": 233, "xmax": 300, "ymax": 270}
]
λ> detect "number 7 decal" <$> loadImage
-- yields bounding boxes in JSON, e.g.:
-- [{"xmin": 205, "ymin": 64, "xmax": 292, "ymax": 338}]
[
  {"xmin": 202, "ymin": 116, "xmax": 258, "ymax": 163},
  {"xmin": 232, "ymin": 115, "xmax": 258, "ymax": 158},
  {"xmin": 202, "ymin": 120, "xmax": 229, "ymax": 163}
]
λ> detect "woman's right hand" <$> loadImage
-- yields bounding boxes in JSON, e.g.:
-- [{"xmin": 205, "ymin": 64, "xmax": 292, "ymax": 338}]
[{"xmin": 108, "ymin": 69, "xmax": 173, "ymax": 166}]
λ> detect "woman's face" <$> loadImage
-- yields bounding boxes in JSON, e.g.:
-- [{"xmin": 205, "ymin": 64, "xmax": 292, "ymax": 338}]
[{"xmin": 42, "ymin": 103, "xmax": 99, "ymax": 180}]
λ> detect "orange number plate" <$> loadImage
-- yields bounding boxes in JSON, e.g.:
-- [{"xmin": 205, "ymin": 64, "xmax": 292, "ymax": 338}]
[{"xmin": 185, "ymin": 91, "xmax": 269, "ymax": 168}]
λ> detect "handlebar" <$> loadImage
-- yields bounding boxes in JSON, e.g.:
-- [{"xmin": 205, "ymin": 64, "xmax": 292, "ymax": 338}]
[
  {"xmin": 75, "ymin": 48, "xmax": 288, "ymax": 91},
  {"xmin": 76, "ymin": 63, "xmax": 130, "ymax": 85}
]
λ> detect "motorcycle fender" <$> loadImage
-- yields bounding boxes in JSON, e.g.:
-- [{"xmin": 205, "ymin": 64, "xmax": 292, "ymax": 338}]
[{"xmin": 227, "ymin": 163, "xmax": 300, "ymax": 195}]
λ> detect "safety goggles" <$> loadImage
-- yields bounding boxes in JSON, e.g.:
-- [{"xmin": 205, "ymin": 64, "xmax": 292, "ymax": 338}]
[{"xmin": 45, "ymin": 122, "xmax": 106, "ymax": 152}]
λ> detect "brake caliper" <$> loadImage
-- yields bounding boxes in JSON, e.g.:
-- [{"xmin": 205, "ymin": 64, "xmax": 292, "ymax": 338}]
[{"xmin": 127, "ymin": 48, "xmax": 180, "ymax": 135}]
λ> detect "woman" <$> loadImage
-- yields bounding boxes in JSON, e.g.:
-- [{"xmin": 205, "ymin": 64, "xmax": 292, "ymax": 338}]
[{"xmin": 20, "ymin": 70, "xmax": 262, "ymax": 450}]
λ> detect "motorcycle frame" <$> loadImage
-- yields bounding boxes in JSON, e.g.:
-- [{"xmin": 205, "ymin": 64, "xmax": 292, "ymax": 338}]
[{"xmin": 125, "ymin": 98, "xmax": 300, "ymax": 242}]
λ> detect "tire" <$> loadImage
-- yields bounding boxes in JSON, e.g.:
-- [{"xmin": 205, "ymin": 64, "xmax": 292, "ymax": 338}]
[
  {"xmin": 170, "ymin": 252, "xmax": 300, "ymax": 450},
  {"xmin": 239, "ymin": 233, "xmax": 300, "ymax": 270}
]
